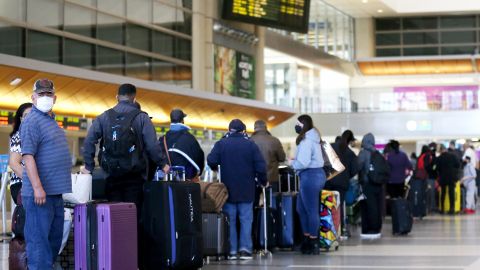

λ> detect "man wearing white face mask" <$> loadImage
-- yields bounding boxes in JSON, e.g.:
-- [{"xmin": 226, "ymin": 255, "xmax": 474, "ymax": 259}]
[{"xmin": 20, "ymin": 79, "xmax": 72, "ymax": 269}]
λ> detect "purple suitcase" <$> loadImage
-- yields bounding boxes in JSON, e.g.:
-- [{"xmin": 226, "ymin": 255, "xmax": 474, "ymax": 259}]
[{"xmin": 75, "ymin": 202, "xmax": 137, "ymax": 270}]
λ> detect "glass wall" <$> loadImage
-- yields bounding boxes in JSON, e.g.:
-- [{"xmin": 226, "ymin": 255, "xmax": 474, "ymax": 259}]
[
  {"xmin": 0, "ymin": 0, "xmax": 192, "ymax": 87},
  {"xmin": 270, "ymin": 0, "xmax": 355, "ymax": 61},
  {"xmin": 375, "ymin": 15, "xmax": 480, "ymax": 57}
]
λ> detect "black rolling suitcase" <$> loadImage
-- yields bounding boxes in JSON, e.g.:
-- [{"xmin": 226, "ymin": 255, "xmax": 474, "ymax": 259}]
[
  {"xmin": 408, "ymin": 179, "xmax": 427, "ymax": 218},
  {"xmin": 253, "ymin": 187, "xmax": 277, "ymax": 252},
  {"xmin": 391, "ymin": 198, "xmax": 413, "ymax": 235},
  {"xmin": 202, "ymin": 166, "xmax": 229, "ymax": 260},
  {"xmin": 275, "ymin": 168, "xmax": 298, "ymax": 249},
  {"xmin": 143, "ymin": 166, "xmax": 203, "ymax": 269}
]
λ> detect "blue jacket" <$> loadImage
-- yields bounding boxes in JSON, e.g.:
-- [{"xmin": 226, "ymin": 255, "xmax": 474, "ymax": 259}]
[
  {"xmin": 292, "ymin": 129, "xmax": 324, "ymax": 171},
  {"xmin": 207, "ymin": 132, "xmax": 267, "ymax": 203}
]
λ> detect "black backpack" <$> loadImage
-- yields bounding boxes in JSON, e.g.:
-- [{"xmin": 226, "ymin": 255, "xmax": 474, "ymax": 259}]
[
  {"xmin": 368, "ymin": 151, "xmax": 391, "ymax": 185},
  {"xmin": 100, "ymin": 109, "xmax": 144, "ymax": 177}
]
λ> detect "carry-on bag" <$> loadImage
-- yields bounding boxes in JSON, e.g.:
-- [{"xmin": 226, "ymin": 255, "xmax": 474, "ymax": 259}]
[
  {"xmin": 319, "ymin": 190, "xmax": 341, "ymax": 251},
  {"xmin": 439, "ymin": 182, "xmax": 462, "ymax": 213},
  {"xmin": 253, "ymin": 186, "xmax": 277, "ymax": 252},
  {"xmin": 202, "ymin": 212, "xmax": 229, "ymax": 260},
  {"xmin": 12, "ymin": 204, "xmax": 25, "ymax": 238},
  {"xmin": 199, "ymin": 165, "xmax": 228, "ymax": 213},
  {"xmin": 201, "ymin": 166, "xmax": 229, "ymax": 259},
  {"xmin": 408, "ymin": 178, "xmax": 427, "ymax": 218},
  {"xmin": 391, "ymin": 198, "xmax": 413, "ymax": 235},
  {"xmin": 9, "ymin": 237, "xmax": 27, "ymax": 270},
  {"xmin": 275, "ymin": 170, "xmax": 298, "ymax": 249},
  {"xmin": 143, "ymin": 166, "xmax": 203, "ymax": 269},
  {"xmin": 63, "ymin": 173, "xmax": 92, "ymax": 205},
  {"xmin": 74, "ymin": 202, "xmax": 137, "ymax": 270}
]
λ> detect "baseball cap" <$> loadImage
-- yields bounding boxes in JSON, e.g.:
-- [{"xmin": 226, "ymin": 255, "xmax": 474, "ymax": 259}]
[
  {"xmin": 170, "ymin": 109, "xmax": 187, "ymax": 123},
  {"xmin": 33, "ymin": 79, "xmax": 55, "ymax": 94},
  {"xmin": 229, "ymin": 119, "xmax": 246, "ymax": 133}
]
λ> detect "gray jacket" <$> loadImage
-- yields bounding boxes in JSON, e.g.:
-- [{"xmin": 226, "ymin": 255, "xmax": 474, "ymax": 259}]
[{"xmin": 357, "ymin": 133, "xmax": 376, "ymax": 184}]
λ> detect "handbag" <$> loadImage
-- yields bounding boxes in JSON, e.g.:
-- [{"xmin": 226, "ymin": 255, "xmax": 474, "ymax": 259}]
[
  {"xmin": 320, "ymin": 141, "xmax": 345, "ymax": 180},
  {"xmin": 63, "ymin": 173, "xmax": 92, "ymax": 204}
]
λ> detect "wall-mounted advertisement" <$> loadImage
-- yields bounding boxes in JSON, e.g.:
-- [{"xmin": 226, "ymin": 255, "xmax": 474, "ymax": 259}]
[
  {"xmin": 393, "ymin": 85, "xmax": 479, "ymax": 111},
  {"xmin": 214, "ymin": 45, "xmax": 255, "ymax": 99}
]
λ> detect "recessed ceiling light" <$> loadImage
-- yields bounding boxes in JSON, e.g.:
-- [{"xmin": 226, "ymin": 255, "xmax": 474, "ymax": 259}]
[
  {"xmin": 377, "ymin": 9, "xmax": 383, "ymax": 13},
  {"xmin": 362, "ymin": 0, "xmax": 368, "ymax": 3},
  {"xmin": 10, "ymin": 78, "xmax": 22, "ymax": 86},
  {"xmin": 267, "ymin": 115, "xmax": 276, "ymax": 121}
]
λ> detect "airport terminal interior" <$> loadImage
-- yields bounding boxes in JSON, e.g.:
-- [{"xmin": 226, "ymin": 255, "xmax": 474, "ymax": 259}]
[{"xmin": 1, "ymin": 0, "xmax": 480, "ymax": 269}]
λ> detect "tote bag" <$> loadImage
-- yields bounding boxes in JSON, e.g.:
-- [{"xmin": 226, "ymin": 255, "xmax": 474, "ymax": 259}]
[
  {"xmin": 63, "ymin": 173, "xmax": 92, "ymax": 204},
  {"xmin": 321, "ymin": 141, "xmax": 345, "ymax": 180}
]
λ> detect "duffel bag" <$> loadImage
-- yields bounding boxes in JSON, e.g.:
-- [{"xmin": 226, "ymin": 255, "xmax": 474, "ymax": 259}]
[{"xmin": 199, "ymin": 182, "xmax": 228, "ymax": 213}]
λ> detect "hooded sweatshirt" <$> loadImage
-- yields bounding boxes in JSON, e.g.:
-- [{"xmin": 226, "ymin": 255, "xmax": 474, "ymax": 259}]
[
  {"xmin": 358, "ymin": 133, "xmax": 376, "ymax": 184},
  {"xmin": 292, "ymin": 128, "xmax": 324, "ymax": 171}
]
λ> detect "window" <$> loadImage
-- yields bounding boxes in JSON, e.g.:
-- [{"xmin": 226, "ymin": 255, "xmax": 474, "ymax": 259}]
[
  {"xmin": 97, "ymin": 46, "xmax": 124, "ymax": 75},
  {"xmin": 126, "ymin": 53, "xmax": 151, "ymax": 81},
  {"xmin": 403, "ymin": 32, "xmax": 438, "ymax": 45},
  {"xmin": 97, "ymin": 14, "xmax": 124, "ymax": 45},
  {"xmin": 440, "ymin": 16, "xmax": 476, "ymax": 29},
  {"xmin": 126, "ymin": 0, "xmax": 152, "ymax": 23},
  {"xmin": 376, "ymin": 48, "xmax": 401, "ymax": 57},
  {"xmin": 403, "ymin": 17, "xmax": 438, "ymax": 30},
  {"xmin": 441, "ymin": 46, "xmax": 477, "ymax": 55},
  {"xmin": 175, "ymin": 38, "xmax": 191, "ymax": 61},
  {"xmin": 441, "ymin": 31, "xmax": 476, "ymax": 44},
  {"xmin": 64, "ymin": 39, "xmax": 94, "ymax": 69},
  {"xmin": 97, "ymin": 0, "xmax": 125, "ymax": 17},
  {"xmin": 126, "ymin": 23, "xmax": 151, "ymax": 51},
  {"xmin": 376, "ymin": 18, "xmax": 401, "ymax": 31},
  {"xmin": 0, "ymin": 0, "xmax": 26, "ymax": 21},
  {"xmin": 0, "ymin": 24, "xmax": 24, "ymax": 56},
  {"xmin": 153, "ymin": 1, "xmax": 185, "ymax": 33},
  {"xmin": 64, "ymin": 3, "xmax": 95, "ymax": 38},
  {"xmin": 376, "ymin": 33, "xmax": 401, "ymax": 46},
  {"xmin": 152, "ymin": 31, "xmax": 174, "ymax": 57},
  {"xmin": 27, "ymin": 0, "xmax": 62, "ymax": 29},
  {"xmin": 26, "ymin": 30, "xmax": 61, "ymax": 63},
  {"xmin": 403, "ymin": 47, "xmax": 438, "ymax": 56}
]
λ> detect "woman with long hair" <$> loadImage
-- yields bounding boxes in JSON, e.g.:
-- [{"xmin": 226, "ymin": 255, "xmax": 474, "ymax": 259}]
[
  {"xmin": 8, "ymin": 102, "xmax": 33, "ymax": 204},
  {"xmin": 291, "ymin": 114, "xmax": 326, "ymax": 255}
]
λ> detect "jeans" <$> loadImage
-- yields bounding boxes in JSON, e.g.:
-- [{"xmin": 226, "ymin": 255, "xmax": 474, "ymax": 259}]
[
  {"xmin": 426, "ymin": 178, "xmax": 436, "ymax": 212},
  {"xmin": 297, "ymin": 168, "xmax": 326, "ymax": 237},
  {"xmin": 223, "ymin": 202, "xmax": 254, "ymax": 254},
  {"xmin": 22, "ymin": 195, "xmax": 64, "ymax": 270}
]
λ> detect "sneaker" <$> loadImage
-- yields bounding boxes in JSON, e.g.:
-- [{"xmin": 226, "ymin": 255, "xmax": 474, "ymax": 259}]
[
  {"xmin": 360, "ymin": 233, "xmax": 381, "ymax": 240},
  {"xmin": 238, "ymin": 251, "xmax": 253, "ymax": 260},
  {"xmin": 227, "ymin": 254, "xmax": 238, "ymax": 260}
]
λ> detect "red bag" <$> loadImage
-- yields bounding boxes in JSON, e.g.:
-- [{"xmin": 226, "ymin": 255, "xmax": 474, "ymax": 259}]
[{"xmin": 414, "ymin": 153, "xmax": 431, "ymax": 180}]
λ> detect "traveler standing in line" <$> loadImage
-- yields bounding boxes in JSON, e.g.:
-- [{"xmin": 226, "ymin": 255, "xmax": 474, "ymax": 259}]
[
  {"xmin": 324, "ymin": 130, "xmax": 358, "ymax": 237},
  {"xmin": 20, "ymin": 79, "xmax": 72, "ymax": 269},
  {"xmin": 207, "ymin": 119, "xmax": 267, "ymax": 260},
  {"xmin": 463, "ymin": 140, "xmax": 477, "ymax": 169},
  {"xmin": 426, "ymin": 142, "xmax": 438, "ymax": 212},
  {"xmin": 8, "ymin": 102, "xmax": 33, "ymax": 204},
  {"xmin": 436, "ymin": 144, "xmax": 461, "ymax": 214},
  {"xmin": 386, "ymin": 140, "xmax": 412, "ymax": 198},
  {"xmin": 461, "ymin": 155, "xmax": 476, "ymax": 214},
  {"xmin": 410, "ymin": 152, "xmax": 418, "ymax": 170},
  {"xmin": 160, "ymin": 109, "xmax": 205, "ymax": 181},
  {"xmin": 81, "ymin": 83, "xmax": 169, "ymax": 268},
  {"xmin": 251, "ymin": 120, "xmax": 286, "ymax": 192},
  {"xmin": 357, "ymin": 133, "xmax": 385, "ymax": 239},
  {"xmin": 291, "ymin": 115, "xmax": 326, "ymax": 255}
]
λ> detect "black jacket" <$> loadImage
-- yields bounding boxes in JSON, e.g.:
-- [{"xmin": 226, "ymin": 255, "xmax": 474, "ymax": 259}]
[
  {"xmin": 436, "ymin": 152, "xmax": 461, "ymax": 185},
  {"xmin": 325, "ymin": 142, "xmax": 358, "ymax": 192},
  {"xmin": 161, "ymin": 129, "xmax": 205, "ymax": 180}
]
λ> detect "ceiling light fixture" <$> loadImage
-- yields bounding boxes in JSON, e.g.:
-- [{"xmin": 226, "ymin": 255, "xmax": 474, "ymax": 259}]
[
  {"xmin": 377, "ymin": 9, "xmax": 383, "ymax": 13},
  {"xmin": 10, "ymin": 77, "xmax": 22, "ymax": 86},
  {"xmin": 362, "ymin": 0, "xmax": 368, "ymax": 3},
  {"xmin": 267, "ymin": 115, "xmax": 276, "ymax": 121}
]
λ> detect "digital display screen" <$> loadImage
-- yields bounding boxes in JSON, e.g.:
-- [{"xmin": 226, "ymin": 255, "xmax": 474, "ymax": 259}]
[{"xmin": 222, "ymin": 0, "xmax": 311, "ymax": 33}]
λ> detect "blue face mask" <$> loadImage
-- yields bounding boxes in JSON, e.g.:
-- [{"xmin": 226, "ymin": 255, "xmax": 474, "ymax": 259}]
[{"xmin": 295, "ymin": 125, "xmax": 302, "ymax": 134}]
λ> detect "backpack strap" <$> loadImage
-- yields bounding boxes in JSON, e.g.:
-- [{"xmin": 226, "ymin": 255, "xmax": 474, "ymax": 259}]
[{"xmin": 163, "ymin": 135, "xmax": 172, "ymax": 166}]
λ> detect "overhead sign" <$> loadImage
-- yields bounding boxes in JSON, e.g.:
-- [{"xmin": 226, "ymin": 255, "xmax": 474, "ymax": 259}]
[{"xmin": 222, "ymin": 0, "xmax": 311, "ymax": 33}]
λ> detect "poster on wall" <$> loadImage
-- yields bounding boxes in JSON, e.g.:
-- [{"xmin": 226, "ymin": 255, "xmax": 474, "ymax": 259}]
[
  {"xmin": 393, "ymin": 85, "xmax": 479, "ymax": 111},
  {"xmin": 214, "ymin": 45, "xmax": 256, "ymax": 99}
]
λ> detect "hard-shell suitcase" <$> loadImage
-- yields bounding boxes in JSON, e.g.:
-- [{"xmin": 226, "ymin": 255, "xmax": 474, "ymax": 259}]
[
  {"xmin": 143, "ymin": 166, "xmax": 203, "ymax": 269},
  {"xmin": 439, "ymin": 182, "xmax": 462, "ymax": 213},
  {"xmin": 9, "ymin": 237, "xmax": 27, "ymax": 270},
  {"xmin": 253, "ymin": 186, "xmax": 277, "ymax": 251},
  {"xmin": 391, "ymin": 198, "xmax": 413, "ymax": 235},
  {"xmin": 202, "ymin": 212, "xmax": 229, "ymax": 259},
  {"xmin": 74, "ymin": 202, "xmax": 137, "ymax": 270},
  {"xmin": 319, "ymin": 190, "xmax": 341, "ymax": 251},
  {"xmin": 274, "ymin": 170, "xmax": 298, "ymax": 249},
  {"xmin": 408, "ymin": 179, "xmax": 427, "ymax": 218}
]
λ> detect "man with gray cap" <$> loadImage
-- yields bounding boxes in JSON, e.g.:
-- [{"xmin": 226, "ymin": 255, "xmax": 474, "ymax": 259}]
[
  {"xmin": 251, "ymin": 120, "xmax": 286, "ymax": 192},
  {"xmin": 160, "ymin": 109, "xmax": 205, "ymax": 181},
  {"xmin": 207, "ymin": 119, "xmax": 267, "ymax": 260},
  {"xmin": 21, "ymin": 79, "xmax": 72, "ymax": 269}
]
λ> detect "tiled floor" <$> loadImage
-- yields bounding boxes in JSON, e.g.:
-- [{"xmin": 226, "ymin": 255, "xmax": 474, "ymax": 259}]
[{"xmin": 1, "ymin": 213, "xmax": 479, "ymax": 269}]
